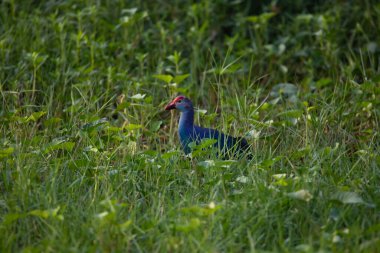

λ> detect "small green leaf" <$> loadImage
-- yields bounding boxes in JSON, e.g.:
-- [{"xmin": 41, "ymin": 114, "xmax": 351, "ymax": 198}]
[{"xmin": 153, "ymin": 74, "xmax": 173, "ymax": 83}]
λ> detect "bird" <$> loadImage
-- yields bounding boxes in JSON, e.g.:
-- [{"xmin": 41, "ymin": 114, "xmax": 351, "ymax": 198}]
[{"xmin": 165, "ymin": 95, "xmax": 251, "ymax": 158}]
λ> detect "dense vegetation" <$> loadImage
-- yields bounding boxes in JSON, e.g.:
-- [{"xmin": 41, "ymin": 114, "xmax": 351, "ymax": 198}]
[{"xmin": 1, "ymin": 0, "xmax": 379, "ymax": 252}]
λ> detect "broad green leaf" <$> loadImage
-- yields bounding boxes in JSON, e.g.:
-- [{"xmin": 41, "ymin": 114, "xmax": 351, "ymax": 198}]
[
  {"xmin": 44, "ymin": 139, "xmax": 75, "ymax": 153},
  {"xmin": 119, "ymin": 220, "xmax": 132, "ymax": 230},
  {"xmin": 271, "ymin": 83, "xmax": 298, "ymax": 97},
  {"xmin": 198, "ymin": 160, "xmax": 215, "ymax": 168},
  {"xmin": 261, "ymin": 156, "xmax": 282, "ymax": 168},
  {"xmin": 124, "ymin": 124, "xmax": 143, "ymax": 130},
  {"xmin": 153, "ymin": 74, "xmax": 173, "ymax": 83},
  {"xmin": 316, "ymin": 78, "xmax": 332, "ymax": 88},
  {"xmin": 122, "ymin": 8, "xmax": 138, "ymax": 15},
  {"xmin": 287, "ymin": 189, "xmax": 313, "ymax": 202},
  {"xmin": 247, "ymin": 12, "xmax": 275, "ymax": 23},
  {"xmin": 44, "ymin": 117, "xmax": 62, "ymax": 127},
  {"xmin": 81, "ymin": 118, "xmax": 108, "ymax": 131},
  {"xmin": 67, "ymin": 159, "xmax": 92, "ymax": 169},
  {"xmin": 181, "ymin": 202, "xmax": 220, "ymax": 216},
  {"xmin": 83, "ymin": 145, "xmax": 99, "ymax": 153},
  {"xmin": 198, "ymin": 159, "xmax": 236, "ymax": 169},
  {"xmin": 29, "ymin": 206, "xmax": 63, "ymax": 220},
  {"xmin": 150, "ymin": 120, "xmax": 162, "ymax": 132},
  {"xmin": 295, "ymin": 244, "xmax": 313, "ymax": 252},
  {"xmin": 277, "ymin": 109, "xmax": 303, "ymax": 118},
  {"xmin": 131, "ymin": 93, "xmax": 146, "ymax": 100},
  {"xmin": 175, "ymin": 218, "xmax": 201, "ymax": 232},
  {"xmin": 273, "ymin": 178, "xmax": 288, "ymax": 186},
  {"xmin": 270, "ymin": 83, "xmax": 299, "ymax": 103},
  {"xmin": 105, "ymin": 126, "xmax": 124, "ymax": 133},
  {"xmin": 26, "ymin": 111, "xmax": 46, "ymax": 122},
  {"xmin": 246, "ymin": 129, "xmax": 261, "ymax": 139},
  {"xmin": 215, "ymin": 160, "xmax": 236, "ymax": 168},
  {"xmin": 291, "ymin": 147, "xmax": 311, "ymax": 159},
  {"xmin": 116, "ymin": 101, "xmax": 130, "ymax": 111},
  {"xmin": 173, "ymin": 74, "xmax": 190, "ymax": 84},
  {"xmin": 29, "ymin": 209, "xmax": 51, "ymax": 219},
  {"xmin": 167, "ymin": 51, "xmax": 181, "ymax": 65},
  {"xmin": 0, "ymin": 147, "xmax": 14, "ymax": 158},
  {"xmin": 189, "ymin": 138, "xmax": 217, "ymax": 150},
  {"xmin": 2, "ymin": 213, "xmax": 26, "ymax": 225},
  {"xmin": 272, "ymin": 173, "xmax": 287, "ymax": 180},
  {"xmin": 331, "ymin": 192, "xmax": 366, "ymax": 205},
  {"xmin": 141, "ymin": 150, "xmax": 158, "ymax": 157},
  {"xmin": 296, "ymin": 14, "xmax": 314, "ymax": 22},
  {"xmin": 236, "ymin": 176, "xmax": 249, "ymax": 183},
  {"xmin": 195, "ymin": 109, "xmax": 207, "ymax": 115},
  {"xmin": 95, "ymin": 211, "xmax": 116, "ymax": 223},
  {"xmin": 220, "ymin": 63, "xmax": 242, "ymax": 74},
  {"xmin": 162, "ymin": 150, "xmax": 181, "ymax": 160}
]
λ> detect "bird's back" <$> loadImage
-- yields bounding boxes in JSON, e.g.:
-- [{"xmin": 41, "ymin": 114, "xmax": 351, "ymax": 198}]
[{"xmin": 180, "ymin": 125, "xmax": 250, "ymax": 158}]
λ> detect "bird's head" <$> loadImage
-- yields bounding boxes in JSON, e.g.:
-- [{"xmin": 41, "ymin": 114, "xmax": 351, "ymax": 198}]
[{"xmin": 165, "ymin": 96, "xmax": 193, "ymax": 112}]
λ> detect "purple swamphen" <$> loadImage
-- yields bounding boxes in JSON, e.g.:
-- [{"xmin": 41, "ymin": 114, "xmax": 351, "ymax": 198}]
[{"xmin": 165, "ymin": 96, "xmax": 251, "ymax": 158}]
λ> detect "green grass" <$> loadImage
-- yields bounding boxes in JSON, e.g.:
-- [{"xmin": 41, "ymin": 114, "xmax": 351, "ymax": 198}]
[{"xmin": 1, "ymin": 1, "xmax": 380, "ymax": 252}]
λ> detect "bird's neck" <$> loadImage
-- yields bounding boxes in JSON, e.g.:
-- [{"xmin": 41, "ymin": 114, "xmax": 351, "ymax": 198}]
[{"xmin": 179, "ymin": 110, "xmax": 194, "ymax": 130}]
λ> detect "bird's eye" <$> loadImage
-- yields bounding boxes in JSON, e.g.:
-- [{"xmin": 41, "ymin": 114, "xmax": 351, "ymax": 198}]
[{"xmin": 177, "ymin": 100, "xmax": 182, "ymax": 103}]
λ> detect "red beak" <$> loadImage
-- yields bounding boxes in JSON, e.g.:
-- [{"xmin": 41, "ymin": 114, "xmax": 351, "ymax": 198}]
[{"xmin": 165, "ymin": 102, "xmax": 176, "ymax": 110}]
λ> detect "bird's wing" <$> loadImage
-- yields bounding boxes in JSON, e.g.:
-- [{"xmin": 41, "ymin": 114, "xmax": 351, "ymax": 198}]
[
  {"xmin": 193, "ymin": 126, "xmax": 219, "ymax": 139},
  {"xmin": 192, "ymin": 126, "xmax": 251, "ymax": 158}
]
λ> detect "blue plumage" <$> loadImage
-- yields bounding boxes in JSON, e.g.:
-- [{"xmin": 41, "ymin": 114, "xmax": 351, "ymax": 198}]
[{"xmin": 165, "ymin": 96, "xmax": 250, "ymax": 158}]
